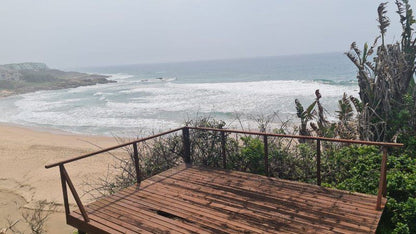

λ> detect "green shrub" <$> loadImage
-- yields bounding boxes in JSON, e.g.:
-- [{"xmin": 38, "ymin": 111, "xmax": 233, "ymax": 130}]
[
  {"xmin": 240, "ymin": 136, "xmax": 265, "ymax": 175},
  {"xmin": 382, "ymin": 154, "xmax": 416, "ymax": 233},
  {"xmin": 187, "ymin": 117, "xmax": 225, "ymax": 167},
  {"xmin": 320, "ymin": 146, "xmax": 416, "ymax": 233},
  {"xmin": 325, "ymin": 146, "xmax": 381, "ymax": 194}
]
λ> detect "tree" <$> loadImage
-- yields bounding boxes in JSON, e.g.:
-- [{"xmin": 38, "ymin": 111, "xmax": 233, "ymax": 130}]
[{"xmin": 345, "ymin": 0, "xmax": 416, "ymax": 142}]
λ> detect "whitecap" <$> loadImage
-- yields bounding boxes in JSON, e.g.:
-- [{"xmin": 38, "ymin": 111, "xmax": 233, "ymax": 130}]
[{"xmin": 0, "ymin": 78, "xmax": 358, "ymax": 136}]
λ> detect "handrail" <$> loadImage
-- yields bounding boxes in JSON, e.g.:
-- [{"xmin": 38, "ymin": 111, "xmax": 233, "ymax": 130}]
[
  {"xmin": 45, "ymin": 127, "xmax": 184, "ymax": 225},
  {"xmin": 45, "ymin": 127, "xmax": 184, "ymax": 169},
  {"xmin": 46, "ymin": 125, "xmax": 403, "ymax": 225},
  {"xmin": 187, "ymin": 126, "xmax": 404, "ymax": 147},
  {"xmin": 45, "ymin": 126, "xmax": 403, "ymax": 169},
  {"xmin": 187, "ymin": 126, "xmax": 402, "ymax": 210}
]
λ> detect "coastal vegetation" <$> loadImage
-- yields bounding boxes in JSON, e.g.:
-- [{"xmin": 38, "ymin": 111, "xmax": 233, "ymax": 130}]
[
  {"xmin": 0, "ymin": 200, "xmax": 56, "ymax": 234},
  {"xmin": 293, "ymin": 1, "xmax": 416, "ymax": 232},
  {"xmin": 345, "ymin": 1, "xmax": 416, "ymax": 143}
]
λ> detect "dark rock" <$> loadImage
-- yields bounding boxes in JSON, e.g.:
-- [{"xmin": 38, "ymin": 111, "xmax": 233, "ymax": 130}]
[{"xmin": 0, "ymin": 63, "xmax": 115, "ymax": 97}]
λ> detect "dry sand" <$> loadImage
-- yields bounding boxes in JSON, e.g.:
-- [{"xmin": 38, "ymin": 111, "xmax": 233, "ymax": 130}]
[{"xmin": 0, "ymin": 123, "xmax": 128, "ymax": 233}]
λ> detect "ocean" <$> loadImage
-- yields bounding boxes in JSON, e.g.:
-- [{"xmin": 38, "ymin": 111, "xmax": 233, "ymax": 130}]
[{"xmin": 0, "ymin": 52, "xmax": 359, "ymax": 137}]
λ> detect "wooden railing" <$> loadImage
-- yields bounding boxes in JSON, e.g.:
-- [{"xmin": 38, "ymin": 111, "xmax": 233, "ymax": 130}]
[
  {"xmin": 45, "ymin": 127, "xmax": 184, "ymax": 222},
  {"xmin": 45, "ymin": 126, "xmax": 403, "ymax": 223},
  {"xmin": 187, "ymin": 127, "xmax": 403, "ymax": 210}
]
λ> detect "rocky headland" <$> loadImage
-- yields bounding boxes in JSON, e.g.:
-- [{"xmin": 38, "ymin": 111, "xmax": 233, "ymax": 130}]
[{"xmin": 0, "ymin": 62, "xmax": 115, "ymax": 97}]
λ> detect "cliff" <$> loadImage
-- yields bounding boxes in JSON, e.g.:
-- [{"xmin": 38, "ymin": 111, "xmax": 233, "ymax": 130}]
[{"xmin": 0, "ymin": 63, "xmax": 115, "ymax": 97}]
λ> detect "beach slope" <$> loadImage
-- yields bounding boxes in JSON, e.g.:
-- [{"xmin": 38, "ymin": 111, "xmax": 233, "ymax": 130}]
[{"xmin": 0, "ymin": 124, "xmax": 124, "ymax": 233}]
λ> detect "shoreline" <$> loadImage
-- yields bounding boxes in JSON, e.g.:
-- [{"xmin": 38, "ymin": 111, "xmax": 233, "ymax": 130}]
[
  {"xmin": 0, "ymin": 122, "xmax": 127, "ymax": 233},
  {"xmin": 0, "ymin": 121, "xmax": 112, "ymax": 138},
  {"xmin": 0, "ymin": 121, "xmax": 84, "ymax": 137}
]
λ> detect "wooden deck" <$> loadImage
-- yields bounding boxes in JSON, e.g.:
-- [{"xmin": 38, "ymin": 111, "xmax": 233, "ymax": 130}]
[{"xmin": 68, "ymin": 164, "xmax": 386, "ymax": 233}]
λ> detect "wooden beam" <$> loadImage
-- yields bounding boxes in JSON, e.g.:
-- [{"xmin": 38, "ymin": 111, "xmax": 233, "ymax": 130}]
[
  {"xmin": 264, "ymin": 135, "xmax": 269, "ymax": 177},
  {"xmin": 187, "ymin": 126, "xmax": 403, "ymax": 147},
  {"xmin": 376, "ymin": 147, "xmax": 388, "ymax": 210},
  {"xmin": 221, "ymin": 131, "xmax": 226, "ymax": 169},
  {"xmin": 45, "ymin": 127, "xmax": 184, "ymax": 169},
  {"xmin": 61, "ymin": 165, "xmax": 90, "ymax": 222},
  {"xmin": 316, "ymin": 140, "xmax": 321, "ymax": 186},
  {"xmin": 133, "ymin": 142, "xmax": 141, "ymax": 185},
  {"xmin": 182, "ymin": 127, "xmax": 191, "ymax": 164},
  {"xmin": 59, "ymin": 164, "xmax": 70, "ymax": 217}
]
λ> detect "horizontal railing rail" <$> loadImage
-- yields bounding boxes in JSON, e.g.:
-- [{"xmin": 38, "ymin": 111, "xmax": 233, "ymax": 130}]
[
  {"xmin": 187, "ymin": 126, "xmax": 404, "ymax": 147},
  {"xmin": 46, "ymin": 125, "xmax": 404, "ymax": 226},
  {"xmin": 45, "ymin": 127, "xmax": 184, "ymax": 169},
  {"xmin": 187, "ymin": 126, "xmax": 403, "ymax": 210},
  {"xmin": 45, "ymin": 127, "xmax": 184, "ymax": 223}
]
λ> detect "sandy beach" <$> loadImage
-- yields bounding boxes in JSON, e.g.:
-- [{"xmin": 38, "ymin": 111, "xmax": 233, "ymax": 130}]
[{"xmin": 0, "ymin": 123, "xmax": 127, "ymax": 233}]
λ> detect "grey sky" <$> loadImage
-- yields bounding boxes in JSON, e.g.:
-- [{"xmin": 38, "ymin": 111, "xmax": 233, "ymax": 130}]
[{"xmin": 0, "ymin": 0, "xmax": 403, "ymax": 68}]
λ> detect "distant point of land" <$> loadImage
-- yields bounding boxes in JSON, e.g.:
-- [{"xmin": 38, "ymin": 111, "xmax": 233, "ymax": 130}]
[{"xmin": 0, "ymin": 62, "xmax": 115, "ymax": 97}]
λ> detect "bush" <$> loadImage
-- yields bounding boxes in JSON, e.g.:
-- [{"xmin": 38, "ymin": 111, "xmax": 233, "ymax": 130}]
[
  {"xmin": 320, "ymin": 146, "xmax": 416, "ymax": 233},
  {"xmin": 382, "ymin": 154, "xmax": 416, "ymax": 233},
  {"xmin": 325, "ymin": 146, "xmax": 381, "ymax": 194},
  {"xmin": 239, "ymin": 136, "xmax": 265, "ymax": 175}
]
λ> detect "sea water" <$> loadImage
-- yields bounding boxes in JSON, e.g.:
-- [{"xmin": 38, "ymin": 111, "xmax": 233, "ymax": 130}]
[{"xmin": 0, "ymin": 52, "xmax": 359, "ymax": 137}]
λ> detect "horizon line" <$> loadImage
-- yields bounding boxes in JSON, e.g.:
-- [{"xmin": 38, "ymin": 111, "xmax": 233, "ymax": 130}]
[{"xmin": 67, "ymin": 50, "xmax": 345, "ymax": 70}]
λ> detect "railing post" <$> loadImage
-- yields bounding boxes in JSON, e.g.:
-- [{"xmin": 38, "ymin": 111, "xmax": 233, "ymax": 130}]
[
  {"xmin": 316, "ymin": 139, "xmax": 321, "ymax": 186},
  {"xmin": 60, "ymin": 164, "xmax": 89, "ymax": 222},
  {"xmin": 221, "ymin": 131, "xmax": 226, "ymax": 169},
  {"xmin": 133, "ymin": 142, "xmax": 141, "ymax": 185},
  {"xmin": 376, "ymin": 146, "xmax": 388, "ymax": 210},
  {"xmin": 383, "ymin": 164, "xmax": 387, "ymax": 197},
  {"xmin": 263, "ymin": 135, "xmax": 269, "ymax": 177},
  {"xmin": 183, "ymin": 127, "xmax": 191, "ymax": 164},
  {"xmin": 59, "ymin": 164, "xmax": 70, "ymax": 217}
]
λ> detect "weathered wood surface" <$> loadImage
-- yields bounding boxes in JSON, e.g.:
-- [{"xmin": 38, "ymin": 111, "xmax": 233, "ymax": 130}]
[{"xmin": 68, "ymin": 165, "xmax": 386, "ymax": 233}]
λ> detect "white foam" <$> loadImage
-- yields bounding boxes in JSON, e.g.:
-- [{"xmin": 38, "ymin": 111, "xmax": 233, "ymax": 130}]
[
  {"xmin": 105, "ymin": 73, "xmax": 135, "ymax": 81},
  {"xmin": 0, "ymin": 77, "xmax": 359, "ymax": 136}
]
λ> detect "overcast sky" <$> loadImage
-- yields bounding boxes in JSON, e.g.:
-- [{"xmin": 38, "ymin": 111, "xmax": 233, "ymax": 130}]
[{"xmin": 0, "ymin": 0, "xmax": 403, "ymax": 68}]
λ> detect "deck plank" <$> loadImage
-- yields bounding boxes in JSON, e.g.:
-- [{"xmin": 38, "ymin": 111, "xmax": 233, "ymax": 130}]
[
  {"xmin": 92, "ymin": 194, "xmax": 212, "ymax": 233},
  {"xmin": 111, "ymin": 189, "xmax": 260, "ymax": 233},
  {"xmin": 141, "ymin": 174, "xmax": 375, "ymax": 232},
  {"xmin": 183, "ymin": 167, "xmax": 382, "ymax": 207},
  {"xmin": 69, "ymin": 165, "xmax": 386, "ymax": 233},
  {"xmin": 141, "ymin": 177, "xmax": 373, "ymax": 233},
  {"xmin": 148, "ymin": 170, "xmax": 379, "ymax": 216}
]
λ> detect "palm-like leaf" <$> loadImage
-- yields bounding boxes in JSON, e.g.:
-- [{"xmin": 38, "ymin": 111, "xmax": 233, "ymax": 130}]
[
  {"xmin": 350, "ymin": 96, "xmax": 363, "ymax": 113},
  {"xmin": 295, "ymin": 99, "xmax": 304, "ymax": 119},
  {"xmin": 378, "ymin": 2, "xmax": 390, "ymax": 44},
  {"xmin": 304, "ymin": 101, "xmax": 316, "ymax": 119},
  {"xmin": 336, "ymin": 93, "xmax": 354, "ymax": 122}
]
